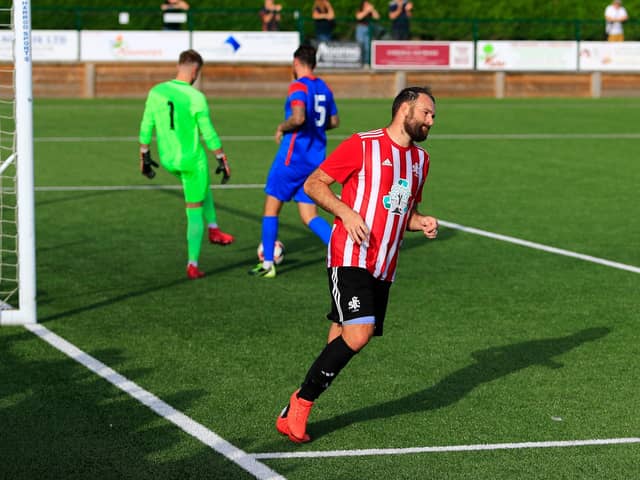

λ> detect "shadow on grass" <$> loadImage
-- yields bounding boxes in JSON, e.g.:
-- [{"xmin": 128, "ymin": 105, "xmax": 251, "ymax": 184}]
[
  {"xmin": 0, "ymin": 329, "xmax": 257, "ymax": 480},
  {"xmin": 309, "ymin": 327, "xmax": 611, "ymax": 440}
]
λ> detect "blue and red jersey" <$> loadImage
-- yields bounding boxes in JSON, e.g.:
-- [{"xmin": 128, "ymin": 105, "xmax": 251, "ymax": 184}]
[
  {"xmin": 277, "ymin": 75, "xmax": 338, "ymax": 169},
  {"xmin": 265, "ymin": 75, "xmax": 338, "ymax": 203}
]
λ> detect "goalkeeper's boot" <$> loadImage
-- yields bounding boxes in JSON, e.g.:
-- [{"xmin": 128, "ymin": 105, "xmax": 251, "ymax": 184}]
[
  {"xmin": 208, "ymin": 227, "xmax": 234, "ymax": 245},
  {"xmin": 285, "ymin": 389, "xmax": 313, "ymax": 443},
  {"xmin": 248, "ymin": 263, "xmax": 276, "ymax": 278},
  {"xmin": 187, "ymin": 264, "xmax": 206, "ymax": 280}
]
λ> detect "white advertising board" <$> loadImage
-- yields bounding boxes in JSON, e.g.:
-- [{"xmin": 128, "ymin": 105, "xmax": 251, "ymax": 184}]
[
  {"xmin": 579, "ymin": 42, "xmax": 640, "ymax": 71},
  {"xmin": 476, "ymin": 41, "xmax": 578, "ymax": 71},
  {"xmin": 80, "ymin": 31, "xmax": 189, "ymax": 61},
  {"xmin": 192, "ymin": 31, "xmax": 299, "ymax": 63},
  {"xmin": 0, "ymin": 30, "xmax": 79, "ymax": 62}
]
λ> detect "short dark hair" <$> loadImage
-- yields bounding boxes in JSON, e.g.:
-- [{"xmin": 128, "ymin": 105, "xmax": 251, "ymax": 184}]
[
  {"xmin": 294, "ymin": 45, "xmax": 317, "ymax": 69},
  {"xmin": 179, "ymin": 49, "xmax": 204, "ymax": 68},
  {"xmin": 391, "ymin": 86, "xmax": 436, "ymax": 118}
]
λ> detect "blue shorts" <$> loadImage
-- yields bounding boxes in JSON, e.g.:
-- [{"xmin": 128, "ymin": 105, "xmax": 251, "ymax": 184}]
[{"xmin": 264, "ymin": 151, "xmax": 321, "ymax": 204}]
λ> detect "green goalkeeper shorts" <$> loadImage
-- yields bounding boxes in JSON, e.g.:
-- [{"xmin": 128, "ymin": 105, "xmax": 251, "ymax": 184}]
[{"xmin": 166, "ymin": 161, "xmax": 210, "ymax": 204}]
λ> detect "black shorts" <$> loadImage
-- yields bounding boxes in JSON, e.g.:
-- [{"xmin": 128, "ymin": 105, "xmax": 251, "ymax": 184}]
[{"xmin": 326, "ymin": 266, "xmax": 391, "ymax": 337}]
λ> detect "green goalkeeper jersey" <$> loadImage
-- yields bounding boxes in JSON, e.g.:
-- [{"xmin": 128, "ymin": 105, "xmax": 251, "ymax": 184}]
[{"xmin": 139, "ymin": 79, "xmax": 222, "ymax": 171}]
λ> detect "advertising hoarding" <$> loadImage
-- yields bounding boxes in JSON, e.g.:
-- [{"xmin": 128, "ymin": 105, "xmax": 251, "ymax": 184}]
[
  {"xmin": 371, "ymin": 41, "xmax": 474, "ymax": 70},
  {"xmin": 80, "ymin": 31, "xmax": 189, "ymax": 62},
  {"xmin": 579, "ymin": 42, "xmax": 640, "ymax": 71},
  {"xmin": 476, "ymin": 41, "xmax": 578, "ymax": 71},
  {"xmin": 192, "ymin": 31, "xmax": 299, "ymax": 63},
  {"xmin": 0, "ymin": 30, "xmax": 79, "ymax": 61}
]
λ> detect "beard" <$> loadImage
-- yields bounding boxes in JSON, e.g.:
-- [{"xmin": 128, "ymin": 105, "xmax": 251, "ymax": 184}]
[{"xmin": 403, "ymin": 112, "xmax": 429, "ymax": 142}]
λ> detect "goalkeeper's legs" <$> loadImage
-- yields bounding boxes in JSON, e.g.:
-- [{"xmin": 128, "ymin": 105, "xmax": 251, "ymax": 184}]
[
  {"xmin": 202, "ymin": 188, "xmax": 218, "ymax": 225},
  {"xmin": 203, "ymin": 189, "xmax": 234, "ymax": 245},
  {"xmin": 186, "ymin": 205, "xmax": 205, "ymax": 279}
]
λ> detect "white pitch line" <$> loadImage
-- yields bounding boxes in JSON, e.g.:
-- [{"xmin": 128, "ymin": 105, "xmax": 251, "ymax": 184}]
[
  {"xmin": 24, "ymin": 323, "xmax": 286, "ymax": 480},
  {"xmin": 32, "ymin": 183, "xmax": 640, "ymax": 274},
  {"xmin": 439, "ymin": 220, "xmax": 640, "ymax": 274},
  {"xmin": 35, "ymin": 184, "xmax": 265, "ymax": 192},
  {"xmin": 32, "ymin": 133, "xmax": 640, "ymax": 143},
  {"xmin": 252, "ymin": 437, "xmax": 640, "ymax": 460}
]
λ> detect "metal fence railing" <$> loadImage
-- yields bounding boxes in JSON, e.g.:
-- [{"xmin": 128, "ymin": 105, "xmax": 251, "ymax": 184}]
[{"xmin": 31, "ymin": 7, "xmax": 640, "ymax": 43}]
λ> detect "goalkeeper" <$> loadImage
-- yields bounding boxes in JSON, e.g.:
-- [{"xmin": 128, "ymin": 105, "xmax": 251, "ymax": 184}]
[{"xmin": 139, "ymin": 49, "xmax": 234, "ymax": 280}]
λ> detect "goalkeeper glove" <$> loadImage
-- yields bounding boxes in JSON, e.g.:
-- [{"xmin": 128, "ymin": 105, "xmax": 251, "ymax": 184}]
[
  {"xmin": 215, "ymin": 153, "xmax": 231, "ymax": 184},
  {"xmin": 140, "ymin": 150, "xmax": 159, "ymax": 179}
]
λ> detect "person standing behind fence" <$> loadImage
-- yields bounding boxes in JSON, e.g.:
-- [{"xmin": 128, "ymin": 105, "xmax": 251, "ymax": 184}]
[
  {"xmin": 161, "ymin": 0, "xmax": 190, "ymax": 30},
  {"xmin": 388, "ymin": 0, "xmax": 412, "ymax": 40},
  {"xmin": 313, "ymin": 0, "xmax": 336, "ymax": 43},
  {"xmin": 355, "ymin": 0, "xmax": 380, "ymax": 65},
  {"xmin": 260, "ymin": 0, "xmax": 282, "ymax": 31},
  {"xmin": 605, "ymin": 0, "xmax": 628, "ymax": 41}
]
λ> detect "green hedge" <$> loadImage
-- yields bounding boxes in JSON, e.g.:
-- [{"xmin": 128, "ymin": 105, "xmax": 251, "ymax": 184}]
[{"xmin": 31, "ymin": 1, "xmax": 640, "ymax": 40}]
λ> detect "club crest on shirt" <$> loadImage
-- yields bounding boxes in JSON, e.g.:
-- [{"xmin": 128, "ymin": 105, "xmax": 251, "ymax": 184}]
[{"xmin": 383, "ymin": 178, "xmax": 410, "ymax": 215}]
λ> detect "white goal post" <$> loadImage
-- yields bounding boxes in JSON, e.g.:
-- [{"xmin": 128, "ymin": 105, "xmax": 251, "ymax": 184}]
[{"xmin": 0, "ymin": 1, "xmax": 36, "ymax": 325}]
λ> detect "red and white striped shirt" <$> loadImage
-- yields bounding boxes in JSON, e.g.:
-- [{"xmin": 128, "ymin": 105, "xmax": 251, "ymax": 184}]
[{"xmin": 320, "ymin": 128, "xmax": 430, "ymax": 281}]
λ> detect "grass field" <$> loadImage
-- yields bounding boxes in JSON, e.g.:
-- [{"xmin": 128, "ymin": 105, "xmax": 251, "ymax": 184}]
[{"xmin": 1, "ymin": 96, "xmax": 639, "ymax": 479}]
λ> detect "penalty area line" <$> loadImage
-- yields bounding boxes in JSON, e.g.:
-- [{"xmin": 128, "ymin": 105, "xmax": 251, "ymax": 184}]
[
  {"xmin": 252, "ymin": 437, "xmax": 640, "ymax": 460},
  {"xmin": 440, "ymin": 220, "xmax": 640, "ymax": 275},
  {"xmin": 24, "ymin": 323, "xmax": 286, "ymax": 480}
]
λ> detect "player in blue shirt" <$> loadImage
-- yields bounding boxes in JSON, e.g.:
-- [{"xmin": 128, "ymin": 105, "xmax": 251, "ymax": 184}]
[{"xmin": 250, "ymin": 44, "xmax": 340, "ymax": 278}]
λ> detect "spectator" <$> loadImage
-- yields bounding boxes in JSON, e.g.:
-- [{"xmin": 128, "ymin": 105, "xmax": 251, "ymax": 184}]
[
  {"xmin": 605, "ymin": 0, "xmax": 628, "ymax": 41},
  {"xmin": 313, "ymin": 0, "xmax": 336, "ymax": 43},
  {"xmin": 388, "ymin": 0, "xmax": 412, "ymax": 40},
  {"xmin": 161, "ymin": 0, "xmax": 190, "ymax": 31},
  {"xmin": 260, "ymin": 0, "xmax": 282, "ymax": 31},
  {"xmin": 355, "ymin": 0, "xmax": 380, "ymax": 65}
]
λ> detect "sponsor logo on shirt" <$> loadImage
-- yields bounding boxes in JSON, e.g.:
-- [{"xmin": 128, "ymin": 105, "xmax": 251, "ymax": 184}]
[{"xmin": 383, "ymin": 178, "xmax": 410, "ymax": 214}]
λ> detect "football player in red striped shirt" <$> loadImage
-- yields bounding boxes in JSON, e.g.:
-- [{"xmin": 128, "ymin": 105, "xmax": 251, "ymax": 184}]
[{"xmin": 275, "ymin": 87, "xmax": 439, "ymax": 443}]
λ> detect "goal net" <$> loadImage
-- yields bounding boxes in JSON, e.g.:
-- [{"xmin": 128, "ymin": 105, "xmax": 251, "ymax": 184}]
[{"xmin": 0, "ymin": 1, "xmax": 36, "ymax": 325}]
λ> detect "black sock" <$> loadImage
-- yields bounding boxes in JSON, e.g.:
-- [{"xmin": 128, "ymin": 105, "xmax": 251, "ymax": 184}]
[{"xmin": 298, "ymin": 335, "xmax": 357, "ymax": 402}]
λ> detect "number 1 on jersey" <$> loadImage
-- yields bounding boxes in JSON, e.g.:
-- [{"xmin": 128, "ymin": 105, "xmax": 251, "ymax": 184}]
[{"xmin": 168, "ymin": 101, "xmax": 175, "ymax": 130}]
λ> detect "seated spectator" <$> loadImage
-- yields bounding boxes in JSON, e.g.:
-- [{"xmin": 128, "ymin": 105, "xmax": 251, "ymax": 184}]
[
  {"xmin": 162, "ymin": 0, "xmax": 190, "ymax": 31},
  {"xmin": 313, "ymin": 0, "xmax": 336, "ymax": 43},
  {"xmin": 260, "ymin": 0, "xmax": 283, "ymax": 31}
]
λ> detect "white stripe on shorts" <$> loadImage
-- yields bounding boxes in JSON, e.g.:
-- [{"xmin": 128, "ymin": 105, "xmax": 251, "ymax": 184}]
[{"xmin": 330, "ymin": 267, "xmax": 343, "ymax": 322}]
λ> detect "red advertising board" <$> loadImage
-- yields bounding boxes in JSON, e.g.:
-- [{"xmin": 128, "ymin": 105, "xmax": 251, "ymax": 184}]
[{"xmin": 372, "ymin": 41, "xmax": 474, "ymax": 70}]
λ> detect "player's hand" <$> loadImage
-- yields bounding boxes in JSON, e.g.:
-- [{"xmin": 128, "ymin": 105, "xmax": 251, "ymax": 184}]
[
  {"xmin": 420, "ymin": 215, "xmax": 438, "ymax": 239},
  {"xmin": 140, "ymin": 150, "xmax": 159, "ymax": 179},
  {"xmin": 215, "ymin": 153, "xmax": 231, "ymax": 184},
  {"xmin": 342, "ymin": 210, "xmax": 370, "ymax": 245},
  {"xmin": 275, "ymin": 127, "xmax": 283, "ymax": 144}
]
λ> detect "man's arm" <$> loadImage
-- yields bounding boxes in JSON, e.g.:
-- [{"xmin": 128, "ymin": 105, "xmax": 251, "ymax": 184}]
[
  {"xmin": 275, "ymin": 104, "xmax": 305, "ymax": 143},
  {"xmin": 327, "ymin": 114, "xmax": 340, "ymax": 131},
  {"xmin": 304, "ymin": 168, "xmax": 370, "ymax": 244},
  {"xmin": 389, "ymin": 2, "xmax": 402, "ymax": 20},
  {"xmin": 407, "ymin": 206, "xmax": 438, "ymax": 238}
]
